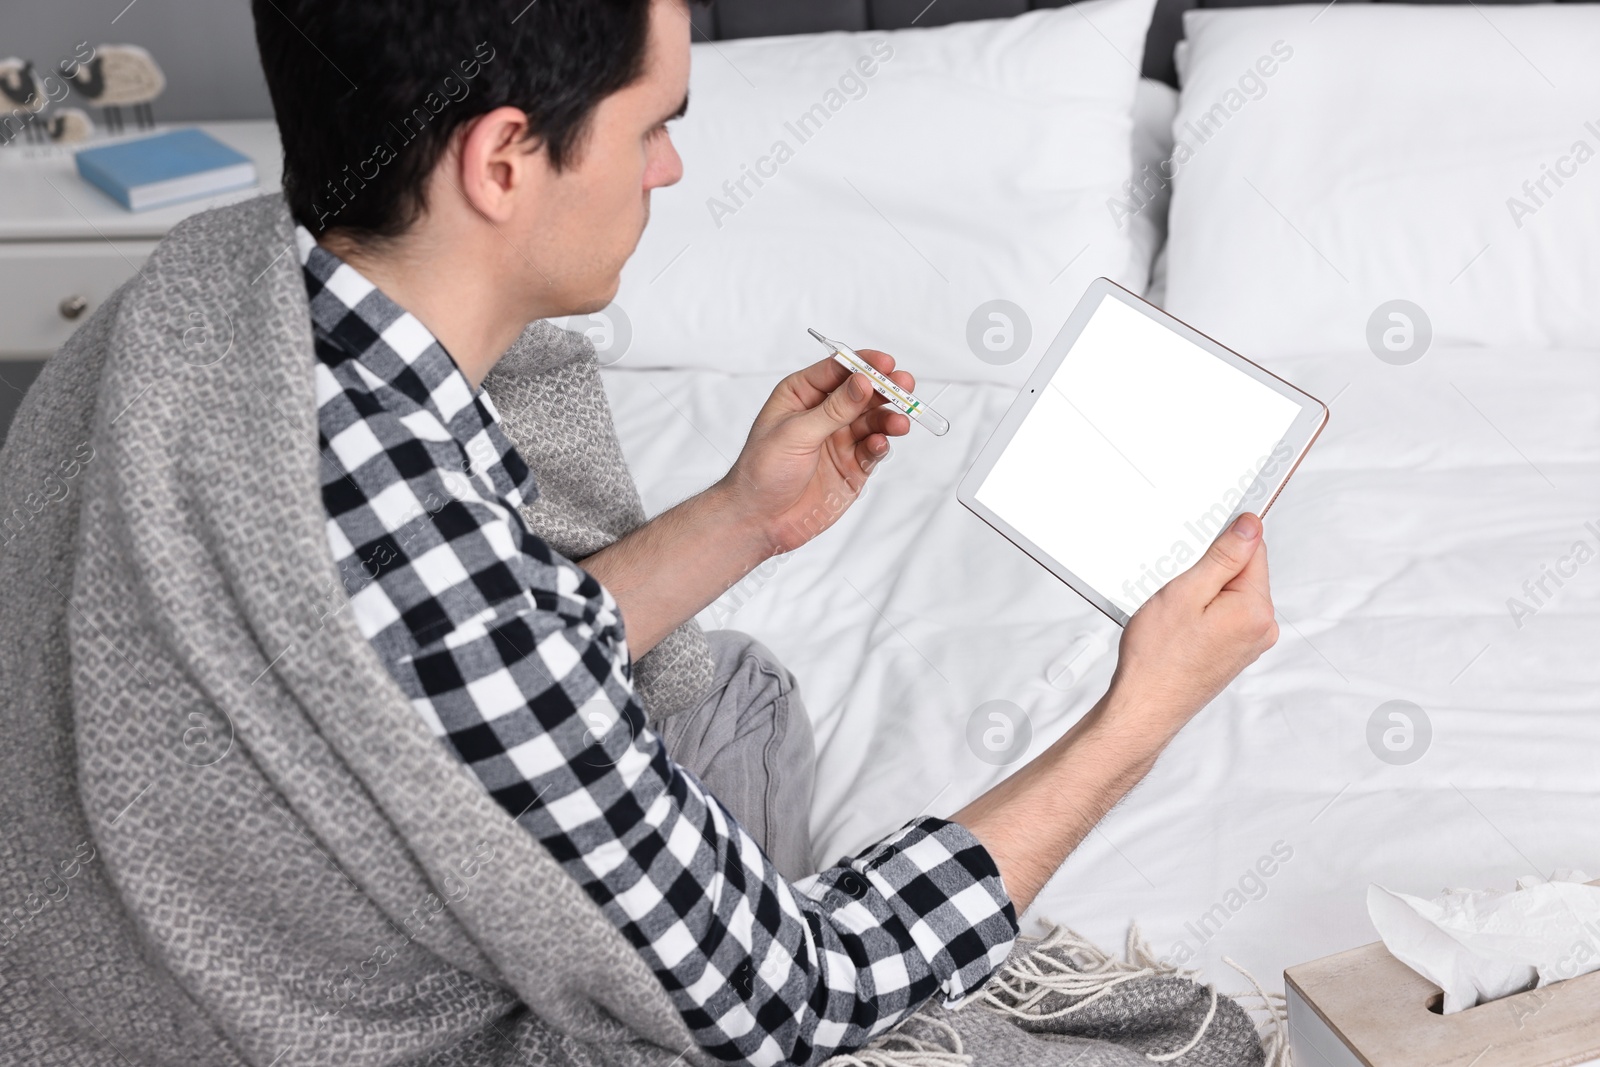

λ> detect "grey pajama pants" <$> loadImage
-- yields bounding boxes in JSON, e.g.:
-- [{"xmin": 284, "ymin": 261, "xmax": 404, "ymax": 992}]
[{"xmin": 649, "ymin": 630, "xmax": 818, "ymax": 881}]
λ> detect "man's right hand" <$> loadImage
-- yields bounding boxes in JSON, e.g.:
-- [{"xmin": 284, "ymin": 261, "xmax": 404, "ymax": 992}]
[{"xmin": 1106, "ymin": 511, "xmax": 1279, "ymax": 741}]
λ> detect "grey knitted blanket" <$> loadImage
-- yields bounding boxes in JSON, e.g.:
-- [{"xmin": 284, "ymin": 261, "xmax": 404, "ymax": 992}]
[
  {"xmin": 0, "ymin": 193, "xmax": 709, "ymax": 1067},
  {"xmin": 0, "ymin": 193, "xmax": 1274, "ymax": 1067},
  {"xmin": 484, "ymin": 327, "xmax": 715, "ymax": 718}
]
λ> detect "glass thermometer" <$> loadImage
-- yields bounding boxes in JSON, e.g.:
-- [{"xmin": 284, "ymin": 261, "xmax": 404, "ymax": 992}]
[{"xmin": 807, "ymin": 328, "xmax": 950, "ymax": 436}]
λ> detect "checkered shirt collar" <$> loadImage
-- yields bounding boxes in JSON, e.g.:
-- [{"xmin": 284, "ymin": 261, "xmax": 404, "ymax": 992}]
[{"xmin": 294, "ymin": 225, "xmax": 507, "ymax": 452}]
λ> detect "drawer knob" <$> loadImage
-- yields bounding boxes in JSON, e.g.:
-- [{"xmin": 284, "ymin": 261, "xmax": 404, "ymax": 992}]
[{"xmin": 59, "ymin": 295, "xmax": 89, "ymax": 321}]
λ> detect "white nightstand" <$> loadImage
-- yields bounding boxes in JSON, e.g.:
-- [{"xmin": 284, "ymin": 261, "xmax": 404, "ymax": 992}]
[{"xmin": 0, "ymin": 120, "xmax": 282, "ymax": 360}]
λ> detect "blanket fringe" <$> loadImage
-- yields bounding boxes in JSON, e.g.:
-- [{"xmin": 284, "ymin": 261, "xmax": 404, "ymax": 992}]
[
  {"xmin": 1219, "ymin": 954, "xmax": 1290, "ymax": 1067},
  {"xmin": 962, "ymin": 923, "xmax": 1291, "ymax": 1066},
  {"xmin": 824, "ymin": 923, "xmax": 1292, "ymax": 1067},
  {"xmin": 822, "ymin": 1014, "xmax": 970, "ymax": 1067}
]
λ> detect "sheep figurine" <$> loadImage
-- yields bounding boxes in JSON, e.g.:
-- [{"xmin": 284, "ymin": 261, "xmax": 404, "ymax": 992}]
[
  {"xmin": 0, "ymin": 57, "xmax": 48, "ymax": 144},
  {"xmin": 62, "ymin": 44, "xmax": 165, "ymax": 134}
]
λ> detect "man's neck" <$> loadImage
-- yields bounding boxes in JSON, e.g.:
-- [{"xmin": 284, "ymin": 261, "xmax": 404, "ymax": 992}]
[{"xmin": 317, "ymin": 226, "xmax": 530, "ymax": 390}]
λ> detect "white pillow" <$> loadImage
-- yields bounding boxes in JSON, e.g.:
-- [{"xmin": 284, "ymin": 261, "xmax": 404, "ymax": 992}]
[
  {"xmin": 1125, "ymin": 78, "xmax": 1180, "ymax": 295},
  {"xmin": 1162, "ymin": 5, "xmax": 1600, "ymax": 357},
  {"xmin": 606, "ymin": 0, "xmax": 1159, "ymax": 385}
]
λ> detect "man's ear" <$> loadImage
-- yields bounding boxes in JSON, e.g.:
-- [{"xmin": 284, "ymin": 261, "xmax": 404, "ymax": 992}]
[{"xmin": 455, "ymin": 106, "xmax": 543, "ymax": 224}]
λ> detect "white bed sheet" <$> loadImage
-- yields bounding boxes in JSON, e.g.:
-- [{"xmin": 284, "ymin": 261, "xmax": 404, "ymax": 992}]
[{"xmin": 601, "ymin": 343, "xmax": 1600, "ymax": 993}]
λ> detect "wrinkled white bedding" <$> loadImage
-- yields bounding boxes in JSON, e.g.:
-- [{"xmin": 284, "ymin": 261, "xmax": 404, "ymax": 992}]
[{"xmin": 603, "ymin": 342, "xmax": 1600, "ymax": 989}]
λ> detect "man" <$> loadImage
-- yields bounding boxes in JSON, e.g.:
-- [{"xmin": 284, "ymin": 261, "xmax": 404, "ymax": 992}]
[
  {"xmin": 263, "ymin": 0, "xmax": 1277, "ymax": 1057},
  {"xmin": 0, "ymin": 0, "xmax": 1275, "ymax": 1064}
]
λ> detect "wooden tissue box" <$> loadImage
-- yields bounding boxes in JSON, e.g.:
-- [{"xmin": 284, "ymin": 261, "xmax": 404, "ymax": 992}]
[{"xmin": 1285, "ymin": 940, "xmax": 1600, "ymax": 1067}]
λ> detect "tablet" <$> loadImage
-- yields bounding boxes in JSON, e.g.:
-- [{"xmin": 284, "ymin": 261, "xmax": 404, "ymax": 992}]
[{"xmin": 957, "ymin": 278, "xmax": 1327, "ymax": 627}]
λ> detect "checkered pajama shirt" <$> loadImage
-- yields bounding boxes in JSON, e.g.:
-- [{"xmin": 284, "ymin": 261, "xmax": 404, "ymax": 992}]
[{"xmin": 298, "ymin": 226, "xmax": 1018, "ymax": 1066}]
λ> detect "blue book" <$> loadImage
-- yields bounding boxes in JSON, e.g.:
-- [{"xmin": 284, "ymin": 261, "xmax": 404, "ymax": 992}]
[{"xmin": 75, "ymin": 128, "xmax": 258, "ymax": 212}]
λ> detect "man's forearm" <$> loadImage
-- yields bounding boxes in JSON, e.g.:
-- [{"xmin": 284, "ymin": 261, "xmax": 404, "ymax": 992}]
[
  {"xmin": 578, "ymin": 479, "xmax": 775, "ymax": 657},
  {"xmin": 952, "ymin": 689, "xmax": 1176, "ymax": 915}
]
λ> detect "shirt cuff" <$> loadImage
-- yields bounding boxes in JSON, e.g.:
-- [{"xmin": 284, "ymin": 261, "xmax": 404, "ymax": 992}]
[{"xmin": 853, "ymin": 816, "xmax": 1019, "ymax": 1004}]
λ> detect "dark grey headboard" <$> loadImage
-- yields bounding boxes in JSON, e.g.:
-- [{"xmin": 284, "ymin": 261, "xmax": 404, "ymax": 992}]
[{"xmin": 691, "ymin": 0, "xmax": 1586, "ymax": 87}]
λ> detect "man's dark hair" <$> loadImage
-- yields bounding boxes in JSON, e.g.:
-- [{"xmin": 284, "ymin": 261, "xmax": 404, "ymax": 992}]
[{"xmin": 251, "ymin": 0, "xmax": 680, "ymax": 239}]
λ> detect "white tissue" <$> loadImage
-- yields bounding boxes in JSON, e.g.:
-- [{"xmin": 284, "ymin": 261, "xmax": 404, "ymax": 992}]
[{"xmin": 1367, "ymin": 871, "xmax": 1600, "ymax": 1013}]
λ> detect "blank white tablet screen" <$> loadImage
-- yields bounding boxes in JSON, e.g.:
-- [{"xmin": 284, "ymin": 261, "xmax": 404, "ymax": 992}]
[{"xmin": 973, "ymin": 294, "xmax": 1302, "ymax": 616}]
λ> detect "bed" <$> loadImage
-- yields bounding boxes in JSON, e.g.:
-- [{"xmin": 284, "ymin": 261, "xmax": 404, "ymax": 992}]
[{"xmin": 595, "ymin": 0, "xmax": 1600, "ymax": 1002}]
